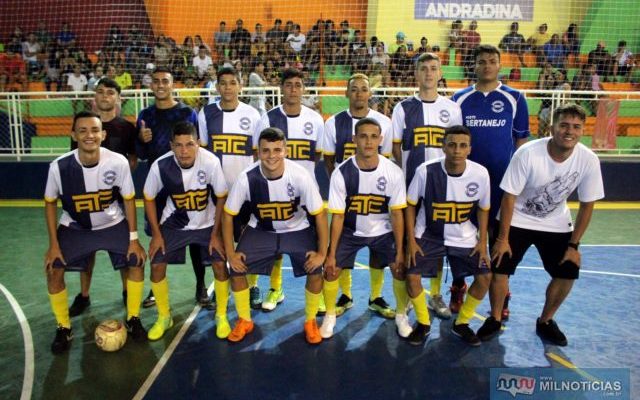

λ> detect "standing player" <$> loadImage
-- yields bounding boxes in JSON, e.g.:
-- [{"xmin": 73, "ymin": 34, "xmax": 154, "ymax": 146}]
[
  {"xmin": 323, "ymin": 77, "xmax": 395, "ymax": 319},
  {"xmin": 198, "ymin": 67, "xmax": 263, "ymax": 309},
  {"xmin": 44, "ymin": 111, "xmax": 147, "ymax": 354},
  {"xmin": 222, "ymin": 127, "xmax": 328, "ymax": 344},
  {"xmin": 405, "ymin": 125, "xmax": 492, "ymax": 346},
  {"xmin": 392, "ymin": 52, "xmax": 463, "ymax": 320},
  {"xmin": 256, "ymin": 68, "xmax": 325, "ymax": 312},
  {"xmin": 143, "ymin": 122, "xmax": 230, "ymax": 340},
  {"xmin": 452, "ymin": 44, "xmax": 530, "ymax": 319},
  {"xmin": 136, "ymin": 67, "xmax": 209, "ymax": 309},
  {"xmin": 68, "ymin": 78, "xmax": 139, "ymax": 316},
  {"xmin": 321, "ymin": 118, "xmax": 409, "ymax": 339},
  {"xmin": 483, "ymin": 104, "xmax": 603, "ymax": 345}
]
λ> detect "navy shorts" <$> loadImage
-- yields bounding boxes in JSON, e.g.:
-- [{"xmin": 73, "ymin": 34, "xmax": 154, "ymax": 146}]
[
  {"xmin": 335, "ymin": 229, "xmax": 396, "ymax": 270},
  {"xmin": 406, "ymin": 237, "xmax": 489, "ymax": 279},
  {"xmin": 231, "ymin": 226, "xmax": 321, "ymax": 278},
  {"xmin": 53, "ymin": 220, "xmax": 138, "ymax": 272},
  {"xmin": 233, "ymin": 202, "xmax": 252, "ymax": 243},
  {"xmin": 151, "ymin": 226, "xmax": 224, "ymax": 266},
  {"xmin": 493, "ymin": 226, "xmax": 578, "ymax": 280}
]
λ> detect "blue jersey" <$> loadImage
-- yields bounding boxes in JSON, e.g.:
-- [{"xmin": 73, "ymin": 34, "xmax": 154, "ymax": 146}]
[
  {"xmin": 136, "ymin": 102, "xmax": 198, "ymax": 164},
  {"xmin": 452, "ymin": 83, "xmax": 529, "ymax": 219}
]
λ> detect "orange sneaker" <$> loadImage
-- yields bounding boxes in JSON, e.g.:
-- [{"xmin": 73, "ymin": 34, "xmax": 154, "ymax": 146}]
[
  {"xmin": 303, "ymin": 319, "xmax": 322, "ymax": 345},
  {"xmin": 227, "ymin": 318, "xmax": 254, "ymax": 342}
]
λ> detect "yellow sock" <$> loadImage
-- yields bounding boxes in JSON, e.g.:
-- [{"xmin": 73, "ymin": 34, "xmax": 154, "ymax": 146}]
[
  {"xmin": 214, "ymin": 279, "xmax": 229, "ymax": 317},
  {"xmin": 323, "ymin": 279, "xmax": 339, "ymax": 314},
  {"xmin": 339, "ymin": 269, "xmax": 352, "ymax": 298},
  {"xmin": 305, "ymin": 289, "xmax": 321, "ymax": 321},
  {"xmin": 410, "ymin": 291, "xmax": 431, "ymax": 325},
  {"xmin": 49, "ymin": 288, "xmax": 70, "ymax": 328},
  {"xmin": 247, "ymin": 274, "xmax": 258, "ymax": 288},
  {"xmin": 271, "ymin": 258, "xmax": 283, "ymax": 290},
  {"xmin": 392, "ymin": 278, "xmax": 409, "ymax": 314},
  {"xmin": 430, "ymin": 269, "xmax": 443, "ymax": 296},
  {"xmin": 233, "ymin": 288, "xmax": 251, "ymax": 321},
  {"xmin": 151, "ymin": 278, "xmax": 170, "ymax": 318},
  {"xmin": 456, "ymin": 293, "xmax": 482, "ymax": 325},
  {"xmin": 126, "ymin": 279, "xmax": 144, "ymax": 319},
  {"xmin": 369, "ymin": 268, "xmax": 384, "ymax": 300}
]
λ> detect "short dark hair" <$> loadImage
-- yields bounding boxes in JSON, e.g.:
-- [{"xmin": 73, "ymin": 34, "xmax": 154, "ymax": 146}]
[
  {"xmin": 416, "ymin": 52, "xmax": 441, "ymax": 67},
  {"xmin": 275, "ymin": 19, "xmax": 282, "ymax": 24},
  {"xmin": 280, "ymin": 68, "xmax": 304, "ymax": 85},
  {"xmin": 618, "ymin": 40, "xmax": 627, "ymax": 47},
  {"xmin": 95, "ymin": 77, "xmax": 121, "ymax": 94},
  {"xmin": 171, "ymin": 121, "xmax": 197, "ymax": 140},
  {"xmin": 72, "ymin": 111, "xmax": 102, "ymax": 131},
  {"xmin": 354, "ymin": 117, "xmax": 382, "ymax": 135},
  {"xmin": 552, "ymin": 103, "xmax": 587, "ymax": 124},
  {"xmin": 444, "ymin": 125, "xmax": 472, "ymax": 141},
  {"xmin": 259, "ymin": 127, "xmax": 286, "ymax": 143},
  {"xmin": 152, "ymin": 66, "xmax": 173, "ymax": 76},
  {"xmin": 473, "ymin": 44, "xmax": 501, "ymax": 61},
  {"xmin": 217, "ymin": 66, "xmax": 240, "ymax": 81}
]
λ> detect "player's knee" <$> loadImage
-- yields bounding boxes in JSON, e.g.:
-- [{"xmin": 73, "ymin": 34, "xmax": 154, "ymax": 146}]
[
  {"xmin": 212, "ymin": 261, "xmax": 229, "ymax": 280},
  {"xmin": 406, "ymin": 275, "xmax": 422, "ymax": 298}
]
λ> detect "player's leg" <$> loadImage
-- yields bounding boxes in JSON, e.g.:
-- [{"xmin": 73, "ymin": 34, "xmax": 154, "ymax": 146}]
[
  {"xmin": 69, "ymin": 253, "xmax": 95, "ymax": 317},
  {"xmin": 47, "ymin": 266, "xmax": 73, "ymax": 354},
  {"xmin": 228, "ymin": 273, "xmax": 254, "ymax": 342},
  {"xmin": 405, "ymin": 272, "xmax": 431, "ymax": 346},
  {"xmin": 262, "ymin": 255, "xmax": 285, "ymax": 311},
  {"xmin": 320, "ymin": 265, "xmax": 342, "ymax": 339},
  {"xmin": 335, "ymin": 269, "xmax": 353, "ymax": 316},
  {"xmin": 390, "ymin": 262, "xmax": 411, "ymax": 339},
  {"xmin": 212, "ymin": 259, "xmax": 231, "ymax": 339},
  {"xmin": 449, "ymin": 277, "xmax": 467, "ymax": 314},
  {"xmin": 120, "ymin": 268, "xmax": 128, "ymax": 306},
  {"xmin": 367, "ymin": 238, "xmax": 396, "ymax": 319},
  {"xmin": 427, "ymin": 258, "xmax": 451, "ymax": 319},
  {"xmin": 124, "ymin": 263, "xmax": 147, "ymax": 342},
  {"xmin": 304, "ymin": 273, "xmax": 324, "ymax": 344},
  {"xmin": 148, "ymin": 261, "xmax": 173, "ymax": 340},
  {"xmin": 235, "ymin": 205, "xmax": 261, "ymax": 309},
  {"xmin": 190, "ymin": 243, "xmax": 211, "ymax": 307}
]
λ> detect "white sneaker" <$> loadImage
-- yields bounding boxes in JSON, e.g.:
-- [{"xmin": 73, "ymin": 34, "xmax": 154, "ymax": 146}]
[
  {"xmin": 395, "ymin": 313, "xmax": 412, "ymax": 338},
  {"xmin": 320, "ymin": 314, "xmax": 337, "ymax": 339},
  {"xmin": 261, "ymin": 288, "xmax": 285, "ymax": 312},
  {"xmin": 428, "ymin": 294, "xmax": 452, "ymax": 319}
]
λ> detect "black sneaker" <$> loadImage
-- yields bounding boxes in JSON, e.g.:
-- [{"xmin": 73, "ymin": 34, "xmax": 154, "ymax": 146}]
[
  {"xmin": 368, "ymin": 297, "xmax": 396, "ymax": 319},
  {"xmin": 142, "ymin": 290, "xmax": 155, "ymax": 308},
  {"xmin": 69, "ymin": 294, "xmax": 90, "ymax": 317},
  {"xmin": 407, "ymin": 323, "xmax": 431, "ymax": 346},
  {"xmin": 51, "ymin": 326, "xmax": 73, "ymax": 354},
  {"xmin": 452, "ymin": 323, "xmax": 481, "ymax": 346},
  {"xmin": 122, "ymin": 290, "xmax": 128, "ymax": 307},
  {"xmin": 249, "ymin": 286, "xmax": 262, "ymax": 310},
  {"xmin": 477, "ymin": 316, "xmax": 502, "ymax": 342},
  {"xmin": 536, "ymin": 318, "xmax": 568, "ymax": 346},
  {"xmin": 196, "ymin": 286, "xmax": 210, "ymax": 306},
  {"xmin": 125, "ymin": 316, "xmax": 148, "ymax": 342},
  {"xmin": 335, "ymin": 294, "xmax": 353, "ymax": 317}
]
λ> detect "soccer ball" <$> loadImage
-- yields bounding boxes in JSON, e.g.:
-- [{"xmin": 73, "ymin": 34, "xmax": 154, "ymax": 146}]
[{"xmin": 95, "ymin": 319, "xmax": 127, "ymax": 352}]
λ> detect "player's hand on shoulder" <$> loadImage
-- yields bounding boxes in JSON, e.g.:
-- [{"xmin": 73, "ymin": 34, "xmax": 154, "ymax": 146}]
[{"xmin": 44, "ymin": 244, "xmax": 66, "ymax": 272}]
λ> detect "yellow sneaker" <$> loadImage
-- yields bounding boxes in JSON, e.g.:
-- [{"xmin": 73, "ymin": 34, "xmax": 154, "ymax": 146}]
[
  {"xmin": 216, "ymin": 315, "xmax": 231, "ymax": 339},
  {"xmin": 147, "ymin": 316, "xmax": 173, "ymax": 341}
]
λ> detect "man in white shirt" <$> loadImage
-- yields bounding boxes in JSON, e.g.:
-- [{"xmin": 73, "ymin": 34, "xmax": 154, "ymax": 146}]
[
  {"xmin": 286, "ymin": 24, "xmax": 306, "ymax": 55},
  {"xmin": 193, "ymin": 45, "xmax": 213, "ymax": 80}
]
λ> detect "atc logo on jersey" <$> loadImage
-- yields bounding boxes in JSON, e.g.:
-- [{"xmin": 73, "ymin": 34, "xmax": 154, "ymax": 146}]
[
  {"xmin": 466, "ymin": 182, "xmax": 479, "ymax": 197},
  {"xmin": 439, "ymin": 110, "xmax": 450, "ymax": 124},
  {"xmin": 492, "ymin": 101, "xmax": 505, "ymax": 113},
  {"xmin": 197, "ymin": 170, "xmax": 207, "ymax": 185},
  {"xmin": 303, "ymin": 122, "xmax": 314, "ymax": 136},
  {"xmin": 376, "ymin": 177, "xmax": 387, "ymax": 192},
  {"xmin": 239, "ymin": 117, "xmax": 251, "ymax": 131},
  {"xmin": 103, "ymin": 170, "xmax": 117, "ymax": 185}
]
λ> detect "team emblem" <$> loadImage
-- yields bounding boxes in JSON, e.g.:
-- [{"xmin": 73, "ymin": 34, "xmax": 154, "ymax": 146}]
[
  {"xmin": 102, "ymin": 170, "xmax": 116, "ymax": 185},
  {"xmin": 491, "ymin": 101, "xmax": 504, "ymax": 113},
  {"xmin": 197, "ymin": 170, "xmax": 207, "ymax": 185},
  {"xmin": 303, "ymin": 122, "xmax": 314, "ymax": 136},
  {"xmin": 376, "ymin": 176, "xmax": 387, "ymax": 192},
  {"xmin": 439, "ymin": 110, "xmax": 450, "ymax": 124},
  {"xmin": 287, "ymin": 182, "xmax": 295, "ymax": 198},
  {"xmin": 239, "ymin": 117, "xmax": 251, "ymax": 131},
  {"xmin": 466, "ymin": 182, "xmax": 479, "ymax": 197}
]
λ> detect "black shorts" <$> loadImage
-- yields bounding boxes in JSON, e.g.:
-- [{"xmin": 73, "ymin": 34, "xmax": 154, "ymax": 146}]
[
  {"xmin": 334, "ymin": 229, "xmax": 395, "ymax": 270},
  {"xmin": 233, "ymin": 202, "xmax": 252, "ymax": 243},
  {"xmin": 151, "ymin": 226, "xmax": 224, "ymax": 266},
  {"xmin": 492, "ymin": 225, "xmax": 579, "ymax": 280},
  {"xmin": 406, "ymin": 237, "xmax": 489, "ymax": 279}
]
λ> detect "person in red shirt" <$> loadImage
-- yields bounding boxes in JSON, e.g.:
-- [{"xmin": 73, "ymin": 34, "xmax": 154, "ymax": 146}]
[{"xmin": 0, "ymin": 45, "xmax": 28, "ymax": 92}]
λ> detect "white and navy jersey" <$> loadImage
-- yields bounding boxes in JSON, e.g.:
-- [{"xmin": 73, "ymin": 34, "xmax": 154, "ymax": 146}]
[
  {"xmin": 500, "ymin": 138, "xmax": 604, "ymax": 233},
  {"xmin": 259, "ymin": 105, "xmax": 325, "ymax": 178},
  {"xmin": 224, "ymin": 159, "xmax": 324, "ymax": 233},
  {"xmin": 392, "ymin": 95, "xmax": 463, "ymax": 185},
  {"xmin": 144, "ymin": 148, "xmax": 228, "ymax": 231},
  {"xmin": 328, "ymin": 155, "xmax": 406, "ymax": 237},
  {"xmin": 198, "ymin": 101, "xmax": 262, "ymax": 189},
  {"xmin": 44, "ymin": 148, "xmax": 135, "ymax": 231},
  {"xmin": 407, "ymin": 158, "xmax": 490, "ymax": 248},
  {"xmin": 323, "ymin": 109, "xmax": 393, "ymax": 165}
]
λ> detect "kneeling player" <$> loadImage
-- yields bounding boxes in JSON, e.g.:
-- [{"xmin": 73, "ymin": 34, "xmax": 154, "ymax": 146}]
[
  {"xmin": 321, "ymin": 118, "xmax": 410, "ymax": 339},
  {"xmin": 44, "ymin": 111, "xmax": 147, "ymax": 354},
  {"xmin": 144, "ymin": 122, "xmax": 231, "ymax": 340},
  {"xmin": 222, "ymin": 127, "xmax": 328, "ymax": 344},
  {"xmin": 405, "ymin": 125, "xmax": 492, "ymax": 346}
]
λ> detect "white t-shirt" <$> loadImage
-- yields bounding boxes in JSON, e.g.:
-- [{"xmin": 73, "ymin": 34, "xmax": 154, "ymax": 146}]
[
  {"xmin": 328, "ymin": 155, "xmax": 406, "ymax": 237},
  {"xmin": 500, "ymin": 138, "xmax": 604, "ymax": 232},
  {"xmin": 286, "ymin": 33, "xmax": 306, "ymax": 52},
  {"xmin": 67, "ymin": 74, "xmax": 88, "ymax": 91},
  {"xmin": 248, "ymin": 72, "xmax": 266, "ymax": 115},
  {"xmin": 193, "ymin": 55, "xmax": 213, "ymax": 78}
]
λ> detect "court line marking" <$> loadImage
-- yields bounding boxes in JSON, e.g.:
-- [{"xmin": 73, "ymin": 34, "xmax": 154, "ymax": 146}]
[
  {"xmin": 546, "ymin": 352, "xmax": 601, "ymax": 382},
  {"xmin": 0, "ymin": 283, "xmax": 34, "ymax": 400},
  {"xmin": 132, "ymin": 283, "xmax": 213, "ymax": 400}
]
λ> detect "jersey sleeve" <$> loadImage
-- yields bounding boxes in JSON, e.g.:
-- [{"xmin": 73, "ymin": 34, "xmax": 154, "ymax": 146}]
[
  {"xmin": 513, "ymin": 92, "xmax": 530, "ymax": 139},
  {"xmin": 44, "ymin": 162, "xmax": 61, "ymax": 202},
  {"xmin": 197, "ymin": 108, "xmax": 209, "ymax": 146},
  {"xmin": 577, "ymin": 153, "xmax": 605, "ymax": 202},
  {"xmin": 451, "ymin": 103, "xmax": 463, "ymax": 126},
  {"xmin": 391, "ymin": 102, "xmax": 405, "ymax": 144},
  {"xmin": 188, "ymin": 108, "xmax": 199, "ymax": 129},
  {"xmin": 499, "ymin": 148, "xmax": 530, "ymax": 196},
  {"xmin": 255, "ymin": 113, "xmax": 270, "ymax": 150},
  {"xmin": 224, "ymin": 174, "xmax": 249, "ymax": 215},
  {"xmin": 118, "ymin": 160, "xmax": 136, "ymax": 200},
  {"xmin": 315, "ymin": 114, "xmax": 325, "ymax": 153},
  {"xmin": 301, "ymin": 169, "xmax": 325, "ymax": 215},
  {"xmin": 478, "ymin": 168, "xmax": 491, "ymax": 211},
  {"xmin": 406, "ymin": 165, "xmax": 425, "ymax": 206},
  {"xmin": 389, "ymin": 168, "xmax": 407, "ymax": 210},
  {"xmin": 327, "ymin": 169, "xmax": 346, "ymax": 214},
  {"xmin": 143, "ymin": 162, "xmax": 163, "ymax": 200},
  {"xmin": 380, "ymin": 118, "xmax": 393, "ymax": 157},
  {"xmin": 323, "ymin": 118, "xmax": 337, "ymax": 156},
  {"xmin": 210, "ymin": 157, "xmax": 229, "ymax": 197}
]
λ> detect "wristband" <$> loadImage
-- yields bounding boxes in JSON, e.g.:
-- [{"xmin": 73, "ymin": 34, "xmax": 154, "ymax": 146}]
[
  {"xmin": 567, "ymin": 242, "xmax": 579, "ymax": 250},
  {"xmin": 129, "ymin": 231, "xmax": 139, "ymax": 241}
]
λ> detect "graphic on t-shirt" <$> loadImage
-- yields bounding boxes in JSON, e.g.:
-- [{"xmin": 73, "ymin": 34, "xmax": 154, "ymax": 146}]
[{"xmin": 523, "ymin": 171, "xmax": 579, "ymax": 217}]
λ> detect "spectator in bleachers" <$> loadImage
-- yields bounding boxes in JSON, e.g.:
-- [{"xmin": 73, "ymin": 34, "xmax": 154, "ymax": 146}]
[
  {"xmin": 193, "ymin": 35, "xmax": 210, "ymax": 56},
  {"xmin": 448, "ymin": 19, "xmax": 464, "ymax": 51},
  {"xmin": 248, "ymin": 60, "xmax": 267, "ymax": 115},
  {"xmin": 499, "ymin": 22, "xmax": 527, "ymax": 66},
  {"xmin": 193, "ymin": 45, "xmax": 213, "ymax": 80},
  {"xmin": 10, "ymin": 27, "xmax": 25, "ymax": 44},
  {"xmin": 35, "ymin": 21, "xmax": 52, "ymax": 52},
  {"xmin": 388, "ymin": 32, "xmax": 407, "ymax": 55},
  {"xmin": 462, "ymin": 21, "xmax": 481, "ymax": 82},
  {"xmin": 180, "ymin": 74, "xmax": 202, "ymax": 110},
  {"xmin": 334, "ymin": 29, "xmax": 350, "ymax": 66},
  {"xmin": 153, "ymin": 35, "xmax": 171, "ymax": 68},
  {"xmin": 389, "ymin": 45, "xmax": 412, "ymax": 86},
  {"xmin": 371, "ymin": 42, "xmax": 391, "ymax": 70},
  {"xmin": 536, "ymin": 62, "xmax": 558, "ymax": 136},
  {"xmin": 368, "ymin": 36, "xmax": 384, "ymax": 55},
  {"xmin": 103, "ymin": 25, "xmax": 124, "ymax": 53},
  {"xmin": 233, "ymin": 59, "xmax": 247, "ymax": 86},
  {"xmin": 266, "ymin": 19, "xmax": 286, "ymax": 52},
  {"xmin": 306, "ymin": 20, "xmax": 323, "ymax": 45},
  {"xmin": 303, "ymin": 40, "xmax": 320, "ymax": 73},
  {"xmin": 351, "ymin": 30, "xmax": 367, "ymax": 53},
  {"xmin": 417, "ymin": 36, "xmax": 431, "ymax": 54},
  {"xmin": 340, "ymin": 20, "xmax": 355, "ymax": 41},
  {"xmin": 251, "ymin": 35, "xmax": 267, "ymax": 59},
  {"xmin": 543, "ymin": 34, "xmax": 567, "ymax": 69},
  {"xmin": 284, "ymin": 20, "xmax": 295, "ymax": 36},
  {"xmin": 613, "ymin": 40, "xmax": 635, "ymax": 82},
  {"xmin": 572, "ymin": 63, "xmax": 596, "ymax": 114},
  {"xmin": 588, "ymin": 41, "xmax": 614, "ymax": 82},
  {"xmin": 127, "ymin": 24, "xmax": 144, "ymax": 56},
  {"xmin": 252, "ymin": 23, "xmax": 266, "ymax": 44},
  {"xmin": 44, "ymin": 47, "xmax": 62, "ymax": 91},
  {"xmin": 114, "ymin": 64, "xmax": 133, "ymax": 90},
  {"xmin": 60, "ymin": 48, "xmax": 76, "ymax": 75},
  {"xmin": 202, "ymin": 64, "xmax": 217, "ymax": 104},
  {"xmin": 351, "ymin": 46, "xmax": 369, "ymax": 74},
  {"xmin": 285, "ymin": 24, "xmax": 306, "ymax": 56},
  {"xmin": 141, "ymin": 62, "xmax": 154, "ymax": 89},
  {"xmin": 56, "ymin": 22, "xmax": 76, "ymax": 49},
  {"xmin": 0, "ymin": 44, "xmax": 28, "ymax": 92},
  {"xmin": 87, "ymin": 65, "xmax": 104, "ymax": 91},
  {"xmin": 231, "ymin": 19, "xmax": 251, "ymax": 60},
  {"xmin": 322, "ymin": 20, "xmax": 338, "ymax": 68},
  {"xmin": 126, "ymin": 49, "xmax": 146, "ymax": 86},
  {"xmin": 562, "ymin": 23, "xmax": 581, "ymax": 56},
  {"xmin": 22, "ymin": 32, "xmax": 42, "ymax": 79},
  {"xmin": 528, "ymin": 23, "xmax": 551, "ymax": 67},
  {"xmin": 66, "ymin": 64, "xmax": 87, "ymax": 92},
  {"xmin": 214, "ymin": 21, "xmax": 231, "ymax": 59},
  {"xmin": 106, "ymin": 64, "xmax": 117, "ymax": 80},
  {"xmin": 75, "ymin": 49, "xmax": 93, "ymax": 76}
]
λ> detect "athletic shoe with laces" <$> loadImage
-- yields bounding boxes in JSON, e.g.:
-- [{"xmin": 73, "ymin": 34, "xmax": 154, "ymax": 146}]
[
  {"xmin": 395, "ymin": 313, "xmax": 412, "ymax": 338},
  {"xmin": 261, "ymin": 288, "xmax": 285, "ymax": 311},
  {"xmin": 215, "ymin": 315, "xmax": 231, "ymax": 339},
  {"xmin": 502, "ymin": 292, "xmax": 511, "ymax": 321},
  {"xmin": 147, "ymin": 316, "xmax": 173, "ymax": 341},
  {"xmin": 335, "ymin": 294, "xmax": 353, "ymax": 317},
  {"xmin": 449, "ymin": 283, "xmax": 467, "ymax": 314},
  {"xmin": 428, "ymin": 294, "xmax": 452, "ymax": 319},
  {"xmin": 407, "ymin": 323, "xmax": 431, "ymax": 346},
  {"xmin": 69, "ymin": 293, "xmax": 90, "ymax": 317},
  {"xmin": 303, "ymin": 319, "xmax": 322, "ymax": 344},
  {"xmin": 477, "ymin": 316, "xmax": 502, "ymax": 342},
  {"xmin": 320, "ymin": 314, "xmax": 336, "ymax": 338},
  {"xmin": 51, "ymin": 326, "xmax": 73, "ymax": 354},
  {"xmin": 249, "ymin": 286, "xmax": 262, "ymax": 310},
  {"xmin": 125, "ymin": 316, "xmax": 148, "ymax": 342},
  {"xmin": 317, "ymin": 294, "xmax": 326, "ymax": 316},
  {"xmin": 452, "ymin": 323, "xmax": 481, "ymax": 346},
  {"xmin": 228, "ymin": 318, "xmax": 254, "ymax": 342},
  {"xmin": 196, "ymin": 286, "xmax": 210, "ymax": 306},
  {"xmin": 368, "ymin": 297, "xmax": 396, "ymax": 319},
  {"xmin": 536, "ymin": 318, "xmax": 568, "ymax": 346},
  {"xmin": 142, "ymin": 290, "xmax": 156, "ymax": 308}
]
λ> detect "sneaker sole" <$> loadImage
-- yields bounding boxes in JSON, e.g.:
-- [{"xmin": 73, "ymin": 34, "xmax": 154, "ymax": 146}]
[
  {"xmin": 536, "ymin": 331, "xmax": 568, "ymax": 347},
  {"xmin": 451, "ymin": 328, "xmax": 481, "ymax": 347},
  {"xmin": 261, "ymin": 296, "xmax": 285, "ymax": 312}
]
